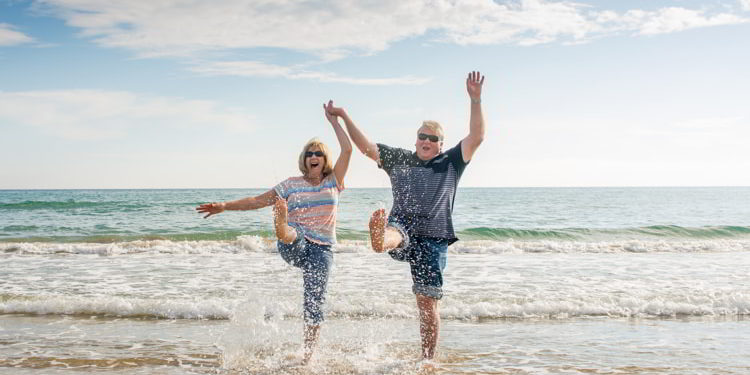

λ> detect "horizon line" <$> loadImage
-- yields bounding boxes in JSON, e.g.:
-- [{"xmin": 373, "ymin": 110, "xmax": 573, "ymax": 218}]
[{"xmin": 2, "ymin": 185, "xmax": 749, "ymax": 191}]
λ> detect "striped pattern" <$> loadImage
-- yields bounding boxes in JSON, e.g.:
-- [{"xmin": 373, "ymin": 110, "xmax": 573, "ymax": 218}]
[
  {"xmin": 274, "ymin": 174, "xmax": 343, "ymax": 245},
  {"xmin": 378, "ymin": 142, "xmax": 468, "ymax": 243}
]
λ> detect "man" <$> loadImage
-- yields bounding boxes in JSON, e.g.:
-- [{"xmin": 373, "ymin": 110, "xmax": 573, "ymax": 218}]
[{"xmin": 339, "ymin": 71, "xmax": 485, "ymax": 360}]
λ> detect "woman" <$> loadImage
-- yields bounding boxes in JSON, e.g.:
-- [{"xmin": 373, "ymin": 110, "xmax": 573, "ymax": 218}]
[{"xmin": 196, "ymin": 100, "xmax": 353, "ymax": 364}]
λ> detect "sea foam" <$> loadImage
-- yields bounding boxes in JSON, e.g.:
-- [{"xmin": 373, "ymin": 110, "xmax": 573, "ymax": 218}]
[
  {"xmin": 2, "ymin": 292, "xmax": 748, "ymax": 320},
  {"xmin": 3, "ymin": 237, "xmax": 750, "ymax": 255}
]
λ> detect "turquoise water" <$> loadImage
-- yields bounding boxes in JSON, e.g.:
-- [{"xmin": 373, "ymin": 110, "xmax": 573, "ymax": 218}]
[
  {"xmin": 2, "ymin": 187, "xmax": 750, "ymax": 243},
  {"xmin": 2, "ymin": 187, "xmax": 750, "ymax": 374}
]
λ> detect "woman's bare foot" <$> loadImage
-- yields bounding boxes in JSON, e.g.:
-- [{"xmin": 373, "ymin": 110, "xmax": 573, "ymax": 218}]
[
  {"xmin": 274, "ymin": 199, "xmax": 296, "ymax": 244},
  {"xmin": 369, "ymin": 208, "xmax": 386, "ymax": 253}
]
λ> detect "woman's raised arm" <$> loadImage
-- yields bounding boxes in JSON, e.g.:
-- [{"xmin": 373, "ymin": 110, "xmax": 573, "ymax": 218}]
[{"xmin": 324, "ymin": 100, "xmax": 353, "ymax": 186}]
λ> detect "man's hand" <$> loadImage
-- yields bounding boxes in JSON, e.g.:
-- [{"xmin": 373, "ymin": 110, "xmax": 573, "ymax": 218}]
[
  {"xmin": 324, "ymin": 100, "xmax": 346, "ymax": 124},
  {"xmin": 466, "ymin": 71, "xmax": 485, "ymax": 102}
]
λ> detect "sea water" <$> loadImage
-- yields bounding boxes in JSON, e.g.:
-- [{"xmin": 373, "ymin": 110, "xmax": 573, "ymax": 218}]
[{"xmin": 1, "ymin": 187, "xmax": 749, "ymax": 374}]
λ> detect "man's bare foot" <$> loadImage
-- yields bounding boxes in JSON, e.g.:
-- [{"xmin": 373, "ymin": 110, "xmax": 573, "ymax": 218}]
[
  {"xmin": 369, "ymin": 208, "xmax": 386, "ymax": 253},
  {"xmin": 302, "ymin": 351, "xmax": 312, "ymax": 366},
  {"xmin": 416, "ymin": 359, "xmax": 438, "ymax": 372},
  {"xmin": 273, "ymin": 199, "xmax": 296, "ymax": 244}
]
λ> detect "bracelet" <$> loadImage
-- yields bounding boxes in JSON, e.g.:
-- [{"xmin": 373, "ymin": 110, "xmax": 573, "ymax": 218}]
[{"xmin": 471, "ymin": 97, "xmax": 481, "ymax": 104}]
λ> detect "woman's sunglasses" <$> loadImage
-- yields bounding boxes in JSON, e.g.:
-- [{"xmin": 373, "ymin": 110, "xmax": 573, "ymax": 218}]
[
  {"xmin": 418, "ymin": 133, "xmax": 440, "ymax": 142},
  {"xmin": 305, "ymin": 151, "xmax": 325, "ymax": 158}
]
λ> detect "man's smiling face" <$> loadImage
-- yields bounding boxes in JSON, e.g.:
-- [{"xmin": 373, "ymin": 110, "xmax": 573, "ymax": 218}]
[{"xmin": 415, "ymin": 126, "xmax": 443, "ymax": 161}]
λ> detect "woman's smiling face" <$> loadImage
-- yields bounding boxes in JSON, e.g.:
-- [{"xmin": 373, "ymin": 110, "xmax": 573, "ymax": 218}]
[{"xmin": 305, "ymin": 145, "xmax": 325, "ymax": 177}]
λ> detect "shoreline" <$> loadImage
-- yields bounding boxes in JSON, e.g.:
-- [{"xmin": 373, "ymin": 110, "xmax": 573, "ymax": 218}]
[{"xmin": 2, "ymin": 314, "xmax": 749, "ymax": 374}]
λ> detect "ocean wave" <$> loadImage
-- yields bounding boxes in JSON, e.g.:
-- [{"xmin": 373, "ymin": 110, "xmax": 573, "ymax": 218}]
[
  {"xmin": 2, "ymin": 293, "xmax": 748, "ymax": 321},
  {"xmin": 0, "ymin": 236, "xmax": 277, "ymax": 255},
  {"xmin": 438, "ymin": 296, "xmax": 750, "ymax": 320},
  {"xmin": 0, "ymin": 294, "xmax": 232, "ymax": 320},
  {"xmin": 2, "ymin": 237, "xmax": 750, "ymax": 255},
  {"xmin": 448, "ymin": 238, "xmax": 750, "ymax": 254},
  {"xmin": 2, "ymin": 225, "xmax": 40, "ymax": 232},
  {"xmin": 0, "ymin": 230, "xmax": 276, "ymax": 244},
  {"xmin": 0, "ymin": 200, "xmax": 112, "ymax": 210},
  {"xmin": 456, "ymin": 225, "xmax": 750, "ymax": 240},
  {"xmin": 3, "ymin": 225, "xmax": 750, "ymax": 244}
]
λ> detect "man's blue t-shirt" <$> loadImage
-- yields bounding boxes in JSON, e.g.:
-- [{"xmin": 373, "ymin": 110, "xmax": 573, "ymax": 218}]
[{"xmin": 377, "ymin": 141, "xmax": 469, "ymax": 244}]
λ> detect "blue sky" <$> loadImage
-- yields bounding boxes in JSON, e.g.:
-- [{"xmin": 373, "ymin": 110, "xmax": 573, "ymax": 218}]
[{"xmin": 1, "ymin": 0, "xmax": 749, "ymax": 188}]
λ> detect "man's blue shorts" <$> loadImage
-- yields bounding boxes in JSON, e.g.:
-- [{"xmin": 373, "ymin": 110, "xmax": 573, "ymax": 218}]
[
  {"xmin": 386, "ymin": 215, "xmax": 449, "ymax": 300},
  {"xmin": 277, "ymin": 223, "xmax": 333, "ymax": 325}
]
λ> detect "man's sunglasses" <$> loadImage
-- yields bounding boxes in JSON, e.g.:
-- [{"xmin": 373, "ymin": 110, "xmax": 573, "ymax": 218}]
[
  {"xmin": 305, "ymin": 151, "xmax": 325, "ymax": 158},
  {"xmin": 418, "ymin": 133, "xmax": 440, "ymax": 143}
]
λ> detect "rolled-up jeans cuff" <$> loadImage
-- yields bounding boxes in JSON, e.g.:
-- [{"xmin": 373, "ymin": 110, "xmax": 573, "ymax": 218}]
[
  {"xmin": 413, "ymin": 284, "xmax": 443, "ymax": 300},
  {"xmin": 304, "ymin": 312, "xmax": 324, "ymax": 325}
]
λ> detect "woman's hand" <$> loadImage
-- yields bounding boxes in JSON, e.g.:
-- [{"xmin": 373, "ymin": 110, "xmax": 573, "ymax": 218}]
[
  {"xmin": 196, "ymin": 202, "xmax": 225, "ymax": 218},
  {"xmin": 324, "ymin": 100, "xmax": 346, "ymax": 124}
]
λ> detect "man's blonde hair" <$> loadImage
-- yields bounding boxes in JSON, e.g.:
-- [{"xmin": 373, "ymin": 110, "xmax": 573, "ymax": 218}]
[
  {"xmin": 419, "ymin": 120, "xmax": 444, "ymax": 140},
  {"xmin": 298, "ymin": 138, "xmax": 334, "ymax": 177}
]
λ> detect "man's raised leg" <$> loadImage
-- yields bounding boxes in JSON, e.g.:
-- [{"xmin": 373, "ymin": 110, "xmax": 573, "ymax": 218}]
[
  {"xmin": 273, "ymin": 199, "xmax": 297, "ymax": 244},
  {"xmin": 416, "ymin": 294, "xmax": 440, "ymax": 360},
  {"xmin": 369, "ymin": 208, "xmax": 403, "ymax": 253}
]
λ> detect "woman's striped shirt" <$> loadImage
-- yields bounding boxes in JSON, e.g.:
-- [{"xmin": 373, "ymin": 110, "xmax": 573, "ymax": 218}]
[{"xmin": 274, "ymin": 174, "xmax": 343, "ymax": 245}]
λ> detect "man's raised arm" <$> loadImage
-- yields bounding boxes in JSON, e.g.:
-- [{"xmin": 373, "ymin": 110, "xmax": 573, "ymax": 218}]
[
  {"xmin": 329, "ymin": 107, "xmax": 380, "ymax": 163},
  {"xmin": 461, "ymin": 71, "xmax": 485, "ymax": 163}
]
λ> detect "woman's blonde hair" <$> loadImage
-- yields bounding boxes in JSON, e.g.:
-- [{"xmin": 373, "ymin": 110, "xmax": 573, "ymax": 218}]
[
  {"xmin": 419, "ymin": 120, "xmax": 444, "ymax": 140},
  {"xmin": 298, "ymin": 138, "xmax": 334, "ymax": 177}
]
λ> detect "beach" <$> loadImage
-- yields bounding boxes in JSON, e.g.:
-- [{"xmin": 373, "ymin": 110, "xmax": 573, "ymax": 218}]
[{"xmin": 2, "ymin": 187, "xmax": 750, "ymax": 374}]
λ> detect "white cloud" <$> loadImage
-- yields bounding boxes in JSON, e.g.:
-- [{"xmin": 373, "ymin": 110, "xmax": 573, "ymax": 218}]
[
  {"xmin": 434, "ymin": 0, "xmax": 597, "ymax": 46},
  {"xmin": 0, "ymin": 23, "xmax": 34, "ymax": 46},
  {"xmin": 30, "ymin": 0, "xmax": 748, "ymax": 84},
  {"xmin": 189, "ymin": 60, "xmax": 431, "ymax": 85},
  {"xmin": 619, "ymin": 7, "xmax": 746, "ymax": 35},
  {"xmin": 35, "ymin": 0, "xmax": 748, "ymax": 55},
  {"xmin": 0, "ymin": 90, "xmax": 255, "ymax": 140},
  {"xmin": 34, "ymin": 0, "xmax": 434, "ymax": 57},
  {"xmin": 741, "ymin": 0, "xmax": 750, "ymax": 11}
]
